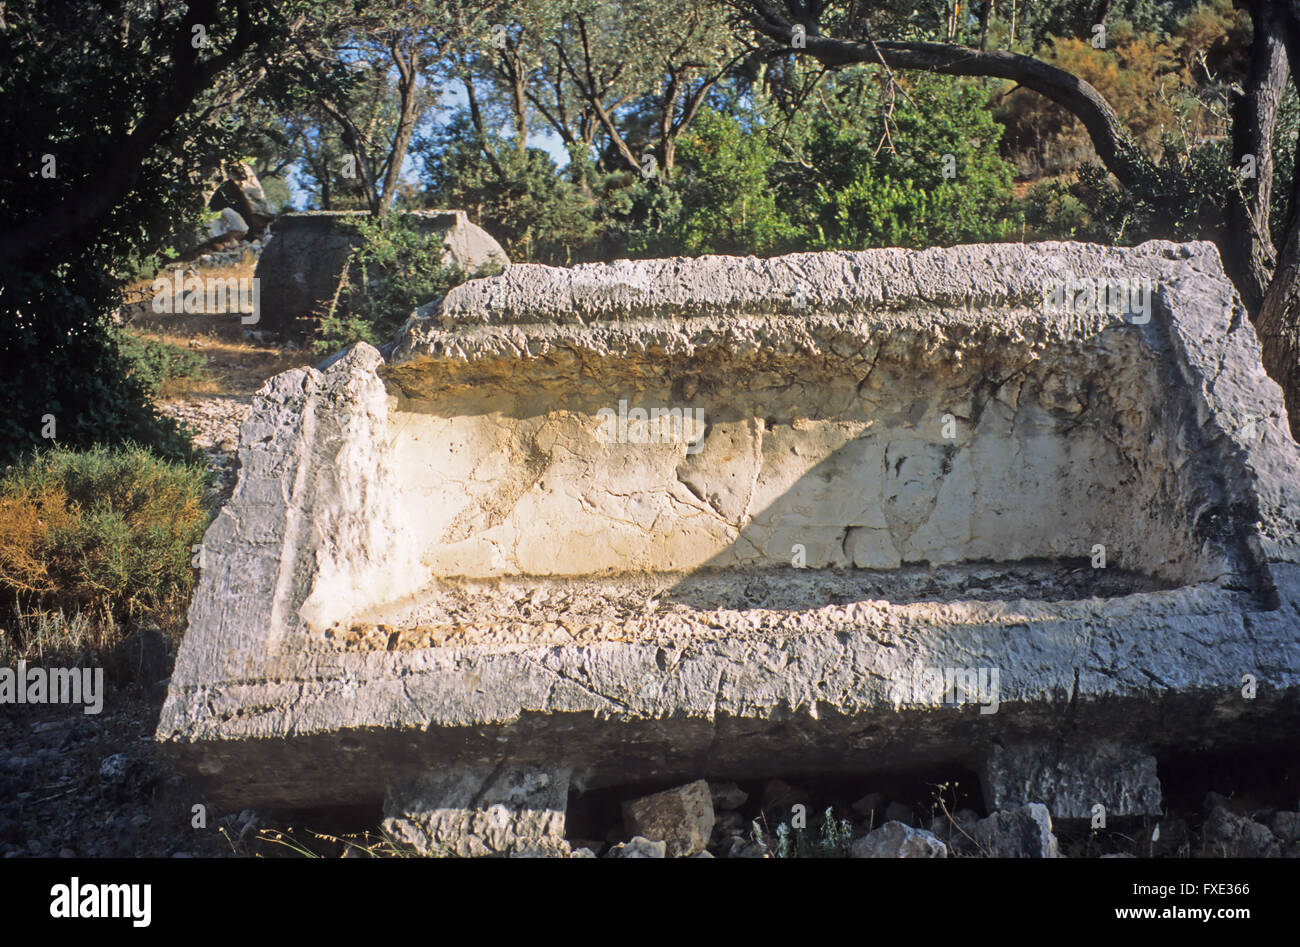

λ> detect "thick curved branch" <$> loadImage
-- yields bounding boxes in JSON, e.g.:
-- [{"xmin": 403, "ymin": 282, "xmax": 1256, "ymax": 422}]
[{"xmin": 742, "ymin": 5, "xmax": 1150, "ymax": 190}]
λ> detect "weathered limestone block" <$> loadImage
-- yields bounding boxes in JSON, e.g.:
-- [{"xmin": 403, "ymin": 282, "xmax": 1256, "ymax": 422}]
[
  {"xmin": 158, "ymin": 241, "xmax": 1300, "ymax": 811},
  {"xmin": 979, "ymin": 742, "xmax": 1162, "ymax": 821},
  {"xmin": 184, "ymin": 207, "xmax": 247, "ymax": 254},
  {"xmin": 710, "ymin": 781, "xmax": 748, "ymax": 811},
  {"xmin": 219, "ymin": 162, "xmax": 276, "ymax": 236},
  {"xmin": 622, "ymin": 780, "xmax": 715, "ymax": 857},
  {"xmin": 382, "ymin": 764, "xmax": 571, "ymax": 858},
  {"xmin": 972, "ymin": 804, "xmax": 1062, "ymax": 858}
]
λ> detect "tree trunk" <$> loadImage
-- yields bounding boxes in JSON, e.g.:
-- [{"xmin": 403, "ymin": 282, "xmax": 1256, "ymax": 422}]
[
  {"xmin": 1257, "ymin": 194, "xmax": 1300, "ymax": 437},
  {"xmin": 1254, "ymin": 2, "xmax": 1300, "ymax": 438},
  {"xmin": 507, "ymin": 51, "xmax": 529, "ymax": 154},
  {"xmin": 1224, "ymin": 0, "xmax": 1289, "ymax": 313},
  {"xmin": 377, "ymin": 41, "xmax": 421, "ymax": 219},
  {"xmin": 462, "ymin": 71, "xmax": 506, "ymax": 179}
]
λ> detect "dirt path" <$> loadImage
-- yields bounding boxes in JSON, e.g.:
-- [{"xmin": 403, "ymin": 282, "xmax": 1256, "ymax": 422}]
[{"xmin": 121, "ymin": 259, "xmax": 315, "ymax": 499}]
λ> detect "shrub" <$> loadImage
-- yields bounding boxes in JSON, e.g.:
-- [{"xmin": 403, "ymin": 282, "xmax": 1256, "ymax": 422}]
[
  {"xmin": 0, "ymin": 445, "xmax": 211, "ymax": 621},
  {"xmin": 0, "ymin": 272, "xmax": 196, "ymax": 467},
  {"xmin": 775, "ymin": 71, "xmax": 1021, "ymax": 249},
  {"xmin": 312, "ymin": 214, "xmax": 495, "ymax": 355},
  {"xmin": 1023, "ymin": 178, "xmax": 1096, "ymax": 240},
  {"xmin": 1069, "ymin": 136, "xmax": 1233, "ymax": 244},
  {"xmin": 657, "ymin": 109, "xmax": 801, "ymax": 257},
  {"xmin": 760, "ymin": 808, "xmax": 855, "ymax": 858},
  {"xmin": 113, "ymin": 330, "xmax": 209, "ymax": 399}
]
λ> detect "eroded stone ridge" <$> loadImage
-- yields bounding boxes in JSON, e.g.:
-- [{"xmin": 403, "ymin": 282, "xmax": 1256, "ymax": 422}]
[{"xmin": 159, "ymin": 241, "xmax": 1300, "ymax": 810}]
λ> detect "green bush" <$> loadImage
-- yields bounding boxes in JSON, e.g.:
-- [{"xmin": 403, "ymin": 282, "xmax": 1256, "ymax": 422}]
[
  {"xmin": 605, "ymin": 72, "xmax": 1022, "ymax": 259},
  {"xmin": 113, "ymin": 330, "xmax": 209, "ymax": 399},
  {"xmin": 654, "ymin": 109, "xmax": 801, "ymax": 257},
  {"xmin": 778, "ymin": 72, "xmax": 1022, "ymax": 249},
  {"xmin": 313, "ymin": 214, "xmax": 496, "ymax": 355},
  {"xmin": 0, "ymin": 445, "xmax": 211, "ymax": 620},
  {"xmin": 1066, "ymin": 136, "xmax": 1232, "ymax": 245},
  {"xmin": 1023, "ymin": 178, "xmax": 1095, "ymax": 240},
  {"xmin": 0, "ymin": 272, "xmax": 196, "ymax": 467}
]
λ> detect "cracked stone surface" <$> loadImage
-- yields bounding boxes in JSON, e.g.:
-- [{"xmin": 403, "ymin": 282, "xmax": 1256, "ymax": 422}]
[
  {"xmin": 851, "ymin": 821, "xmax": 949, "ymax": 858},
  {"xmin": 621, "ymin": 780, "xmax": 715, "ymax": 857},
  {"xmin": 158, "ymin": 241, "xmax": 1300, "ymax": 809},
  {"xmin": 382, "ymin": 764, "xmax": 571, "ymax": 858},
  {"xmin": 979, "ymin": 742, "xmax": 1163, "ymax": 820},
  {"xmin": 971, "ymin": 803, "xmax": 1062, "ymax": 858}
]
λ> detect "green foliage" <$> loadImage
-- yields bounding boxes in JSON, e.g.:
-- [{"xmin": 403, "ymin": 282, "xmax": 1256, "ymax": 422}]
[
  {"xmin": 313, "ymin": 214, "xmax": 493, "ymax": 354},
  {"xmin": 656, "ymin": 109, "xmax": 801, "ymax": 256},
  {"xmin": 0, "ymin": 0, "xmax": 324, "ymax": 465},
  {"xmin": 767, "ymin": 808, "xmax": 855, "ymax": 858},
  {"xmin": 602, "ymin": 175, "xmax": 686, "ymax": 260},
  {"xmin": 775, "ymin": 72, "xmax": 1020, "ymax": 249},
  {"xmin": 996, "ymin": 6, "xmax": 1244, "ymax": 180},
  {"xmin": 0, "ymin": 273, "xmax": 196, "ymax": 467},
  {"xmin": 1003, "ymin": 0, "xmax": 1210, "ymax": 51},
  {"xmin": 1023, "ymin": 179, "xmax": 1094, "ymax": 240},
  {"xmin": 1272, "ymin": 86, "xmax": 1300, "ymax": 251},
  {"xmin": 0, "ymin": 446, "xmax": 211, "ymax": 620},
  {"xmin": 419, "ymin": 118, "xmax": 597, "ymax": 264},
  {"xmin": 113, "ymin": 332, "xmax": 210, "ymax": 400},
  {"xmin": 1000, "ymin": 2, "xmax": 1248, "ymax": 248},
  {"xmin": 258, "ymin": 175, "xmax": 292, "ymax": 213},
  {"xmin": 555, "ymin": 70, "xmax": 1020, "ymax": 260},
  {"xmin": 1069, "ymin": 136, "xmax": 1233, "ymax": 245}
]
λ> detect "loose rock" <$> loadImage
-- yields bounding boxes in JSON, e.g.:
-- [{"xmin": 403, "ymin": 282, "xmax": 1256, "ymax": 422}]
[
  {"xmin": 851, "ymin": 821, "xmax": 948, "ymax": 858},
  {"xmin": 1270, "ymin": 811, "xmax": 1300, "ymax": 844},
  {"xmin": 623, "ymin": 780, "xmax": 715, "ymax": 858},
  {"xmin": 971, "ymin": 804, "xmax": 1062, "ymax": 858},
  {"xmin": 382, "ymin": 764, "xmax": 571, "ymax": 858},
  {"xmin": 980, "ymin": 742, "xmax": 1162, "ymax": 821},
  {"xmin": 607, "ymin": 836, "xmax": 667, "ymax": 858},
  {"xmin": 1200, "ymin": 806, "xmax": 1280, "ymax": 858}
]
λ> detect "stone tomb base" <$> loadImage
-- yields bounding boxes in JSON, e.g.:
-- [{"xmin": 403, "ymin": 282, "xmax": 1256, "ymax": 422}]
[{"xmin": 159, "ymin": 241, "xmax": 1300, "ymax": 839}]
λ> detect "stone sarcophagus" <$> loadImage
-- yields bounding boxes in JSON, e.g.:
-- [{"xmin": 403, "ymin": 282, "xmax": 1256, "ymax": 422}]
[
  {"xmin": 251, "ymin": 209, "xmax": 508, "ymax": 340},
  {"xmin": 158, "ymin": 241, "xmax": 1300, "ymax": 822}
]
